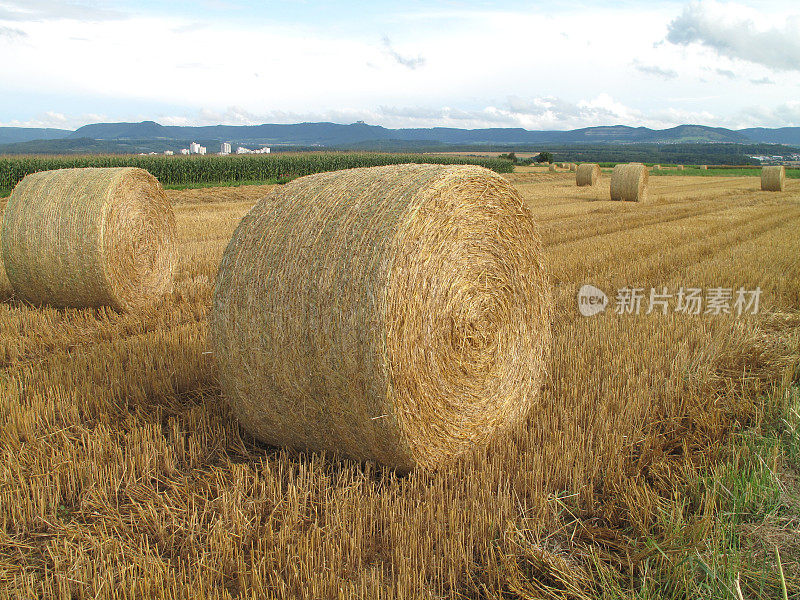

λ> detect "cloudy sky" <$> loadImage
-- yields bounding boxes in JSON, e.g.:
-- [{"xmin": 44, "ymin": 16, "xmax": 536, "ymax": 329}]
[{"xmin": 1, "ymin": 0, "xmax": 798, "ymax": 131}]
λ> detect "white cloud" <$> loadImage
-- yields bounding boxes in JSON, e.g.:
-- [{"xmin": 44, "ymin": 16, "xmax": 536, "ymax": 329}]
[
  {"xmin": 1, "ymin": 2, "xmax": 799, "ymax": 130},
  {"xmin": 728, "ymin": 101, "xmax": 800, "ymax": 128},
  {"xmin": 667, "ymin": 1, "xmax": 800, "ymax": 71},
  {"xmin": 381, "ymin": 35, "xmax": 425, "ymax": 70},
  {"xmin": 632, "ymin": 60, "xmax": 678, "ymax": 80},
  {"xmin": 0, "ymin": 0, "xmax": 124, "ymax": 21},
  {"xmin": 0, "ymin": 25, "xmax": 26, "ymax": 37},
  {"xmin": 0, "ymin": 110, "xmax": 106, "ymax": 129}
]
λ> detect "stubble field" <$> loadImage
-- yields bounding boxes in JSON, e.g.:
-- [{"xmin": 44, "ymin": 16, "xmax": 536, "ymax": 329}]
[{"xmin": 1, "ymin": 172, "xmax": 798, "ymax": 599}]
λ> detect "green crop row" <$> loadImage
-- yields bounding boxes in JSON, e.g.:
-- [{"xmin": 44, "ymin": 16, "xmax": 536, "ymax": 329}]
[{"xmin": 0, "ymin": 153, "xmax": 513, "ymax": 192}]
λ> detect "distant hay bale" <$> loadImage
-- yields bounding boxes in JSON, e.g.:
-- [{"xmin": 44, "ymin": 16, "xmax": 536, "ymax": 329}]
[
  {"xmin": 211, "ymin": 163, "xmax": 552, "ymax": 471},
  {"xmin": 761, "ymin": 166, "xmax": 785, "ymax": 191},
  {"xmin": 677, "ymin": 165, "xmax": 685, "ymax": 171},
  {"xmin": 699, "ymin": 165, "xmax": 708, "ymax": 170},
  {"xmin": 610, "ymin": 163, "xmax": 649, "ymax": 202},
  {"xmin": 652, "ymin": 164, "xmax": 661, "ymax": 171},
  {"xmin": 549, "ymin": 164, "xmax": 557, "ymax": 172},
  {"xmin": 576, "ymin": 163, "xmax": 601, "ymax": 186},
  {"xmin": 1, "ymin": 167, "xmax": 177, "ymax": 310},
  {"xmin": 569, "ymin": 163, "xmax": 577, "ymax": 172}
]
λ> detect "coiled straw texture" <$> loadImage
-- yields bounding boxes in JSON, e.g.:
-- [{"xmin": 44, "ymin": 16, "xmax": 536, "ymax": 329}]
[
  {"xmin": 610, "ymin": 163, "xmax": 649, "ymax": 202},
  {"xmin": 1, "ymin": 167, "xmax": 177, "ymax": 310},
  {"xmin": 211, "ymin": 164, "xmax": 552, "ymax": 471},
  {"xmin": 576, "ymin": 164, "xmax": 601, "ymax": 187},
  {"xmin": 761, "ymin": 166, "xmax": 785, "ymax": 192}
]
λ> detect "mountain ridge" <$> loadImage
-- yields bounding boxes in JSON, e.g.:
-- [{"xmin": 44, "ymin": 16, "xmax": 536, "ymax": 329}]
[{"xmin": 1, "ymin": 121, "xmax": 799, "ymax": 149}]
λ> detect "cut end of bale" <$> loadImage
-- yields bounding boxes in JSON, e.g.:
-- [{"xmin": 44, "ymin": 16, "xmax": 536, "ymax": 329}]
[
  {"xmin": 1, "ymin": 167, "xmax": 177, "ymax": 310},
  {"xmin": 211, "ymin": 163, "xmax": 552, "ymax": 471},
  {"xmin": 576, "ymin": 163, "xmax": 601, "ymax": 186},
  {"xmin": 610, "ymin": 163, "xmax": 649, "ymax": 202},
  {"xmin": 761, "ymin": 166, "xmax": 785, "ymax": 192}
]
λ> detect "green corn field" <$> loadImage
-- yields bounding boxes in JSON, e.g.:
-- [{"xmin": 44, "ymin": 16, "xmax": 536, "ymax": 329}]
[{"xmin": 0, "ymin": 153, "xmax": 513, "ymax": 194}]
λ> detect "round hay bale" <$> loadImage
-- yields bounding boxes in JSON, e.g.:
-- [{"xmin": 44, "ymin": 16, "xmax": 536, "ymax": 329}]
[
  {"xmin": 569, "ymin": 163, "xmax": 577, "ymax": 172},
  {"xmin": 699, "ymin": 165, "xmax": 708, "ymax": 170},
  {"xmin": 549, "ymin": 164, "xmax": 557, "ymax": 172},
  {"xmin": 211, "ymin": 163, "xmax": 552, "ymax": 471},
  {"xmin": 761, "ymin": 166, "xmax": 785, "ymax": 191},
  {"xmin": 610, "ymin": 163, "xmax": 649, "ymax": 202},
  {"xmin": 652, "ymin": 164, "xmax": 661, "ymax": 171},
  {"xmin": 1, "ymin": 167, "xmax": 176, "ymax": 310},
  {"xmin": 576, "ymin": 163, "xmax": 601, "ymax": 186},
  {"xmin": 677, "ymin": 165, "xmax": 685, "ymax": 171}
]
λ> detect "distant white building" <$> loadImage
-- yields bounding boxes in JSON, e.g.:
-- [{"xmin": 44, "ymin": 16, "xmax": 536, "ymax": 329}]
[
  {"xmin": 236, "ymin": 146, "xmax": 270, "ymax": 154},
  {"xmin": 164, "ymin": 150, "xmax": 174, "ymax": 155},
  {"xmin": 198, "ymin": 146, "xmax": 206, "ymax": 155},
  {"xmin": 180, "ymin": 148, "xmax": 190, "ymax": 155},
  {"xmin": 189, "ymin": 142, "xmax": 202, "ymax": 154},
  {"xmin": 220, "ymin": 142, "xmax": 232, "ymax": 155}
]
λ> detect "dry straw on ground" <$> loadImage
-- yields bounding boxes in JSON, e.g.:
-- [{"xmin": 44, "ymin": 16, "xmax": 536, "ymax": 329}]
[
  {"xmin": 610, "ymin": 163, "xmax": 649, "ymax": 202},
  {"xmin": 761, "ymin": 166, "xmax": 786, "ymax": 192},
  {"xmin": 1, "ymin": 167, "xmax": 177, "ymax": 310},
  {"xmin": 576, "ymin": 163, "xmax": 601, "ymax": 186},
  {"xmin": 211, "ymin": 163, "xmax": 552, "ymax": 471}
]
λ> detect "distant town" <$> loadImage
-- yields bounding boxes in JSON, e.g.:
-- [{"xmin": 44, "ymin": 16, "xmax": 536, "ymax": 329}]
[
  {"xmin": 142, "ymin": 142, "xmax": 271, "ymax": 156},
  {"xmin": 749, "ymin": 153, "xmax": 800, "ymax": 163}
]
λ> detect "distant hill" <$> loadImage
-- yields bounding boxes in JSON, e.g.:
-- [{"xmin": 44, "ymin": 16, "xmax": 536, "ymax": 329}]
[
  {"xmin": 0, "ymin": 127, "xmax": 72, "ymax": 145},
  {"xmin": 0, "ymin": 137, "xmax": 218, "ymax": 155},
  {"xmin": 738, "ymin": 127, "xmax": 800, "ymax": 145},
  {"xmin": 65, "ymin": 121, "xmax": 755, "ymax": 146},
  {"xmin": 1, "ymin": 120, "xmax": 800, "ymax": 154}
]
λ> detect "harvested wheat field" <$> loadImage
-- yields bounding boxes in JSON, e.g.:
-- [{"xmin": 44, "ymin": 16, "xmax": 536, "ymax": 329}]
[{"xmin": 1, "ymin": 171, "xmax": 799, "ymax": 599}]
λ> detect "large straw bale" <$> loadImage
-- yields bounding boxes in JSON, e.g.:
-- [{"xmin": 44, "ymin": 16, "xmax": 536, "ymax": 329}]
[
  {"xmin": 576, "ymin": 163, "xmax": 601, "ymax": 186},
  {"xmin": 1, "ymin": 167, "xmax": 176, "ymax": 310},
  {"xmin": 211, "ymin": 164, "xmax": 552, "ymax": 471},
  {"xmin": 761, "ymin": 166, "xmax": 785, "ymax": 191},
  {"xmin": 610, "ymin": 163, "xmax": 649, "ymax": 202}
]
